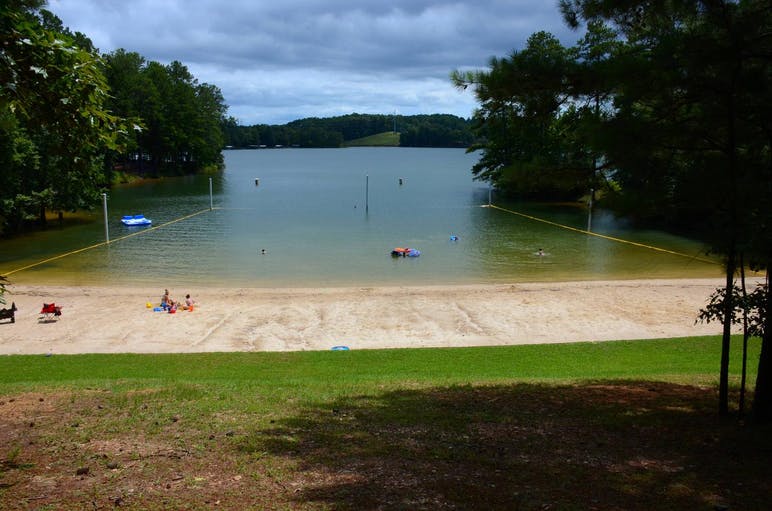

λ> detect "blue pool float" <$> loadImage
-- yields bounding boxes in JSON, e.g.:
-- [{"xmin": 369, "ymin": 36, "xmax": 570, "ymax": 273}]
[{"xmin": 121, "ymin": 214, "xmax": 152, "ymax": 226}]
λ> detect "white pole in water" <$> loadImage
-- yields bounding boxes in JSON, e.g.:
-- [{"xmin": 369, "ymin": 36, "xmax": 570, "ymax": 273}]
[
  {"xmin": 209, "ymin": 177, "xmax": 213, "ymax": 210},
  {"xmin": 102, "ymin": 192, "xmax": 109, "ymax": 244},
  {"xmin": 365, "ymin": 174, "xmax": 369, "ymax": 212}
]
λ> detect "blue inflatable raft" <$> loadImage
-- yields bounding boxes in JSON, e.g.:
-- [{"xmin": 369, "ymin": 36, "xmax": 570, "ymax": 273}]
[{"xmin": 121, "ymin": 214, "xmax": 152, "ymax": 226}]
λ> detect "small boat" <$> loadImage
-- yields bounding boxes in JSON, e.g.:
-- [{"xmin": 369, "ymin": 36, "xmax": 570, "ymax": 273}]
[{"xmin": 121, "ymin": 214, "xmax": 152, "ymax": 226}]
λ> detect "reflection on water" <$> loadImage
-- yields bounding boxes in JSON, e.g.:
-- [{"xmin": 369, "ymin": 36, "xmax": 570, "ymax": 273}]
[{"xmin": 0, "ymin": 148, "xmax": 722, "ymax": 287}]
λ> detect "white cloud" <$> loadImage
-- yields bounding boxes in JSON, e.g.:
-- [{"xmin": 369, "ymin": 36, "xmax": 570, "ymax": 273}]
[{"xmin": 47, "ymin": 0, "xmax": 574, "ymax": 124}]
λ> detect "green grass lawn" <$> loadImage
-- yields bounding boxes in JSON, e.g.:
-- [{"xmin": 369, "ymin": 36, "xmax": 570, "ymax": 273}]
[
  {"xmin": 1, "ymin": 336, "xmax": 769, "ymax": 510},
  {"xmin": 0, "ymin": 336, "xmax": 758, "ymax": 391},
  {"xmin": 342, "ymin": 131, "xmax": 400, "ymax": 147}
]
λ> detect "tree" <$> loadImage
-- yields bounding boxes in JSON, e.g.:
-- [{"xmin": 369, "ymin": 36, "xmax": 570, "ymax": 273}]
[
  {"xmin": 559, "ymin": 0, "xmax": 772, "ymax": 419},
  {"xmin": 101, "ymin": 50, "xmax": 147, "ymax": 177},
  {"xmin": 455, "ymin": 0, "xmax": 771, "ymax": 419},
  {"xmin": 102, "ymin": 53, "xmax": 226, "ymax": 176},
  {"xmin": 1, "ymin": 2, "xmax": 129, "ymax": 234},
  {"xmin": 451, "ymin": 31, "xmax": 609, "ymax": 199},
  {"xmin": 192, "ymin": 83, "xmax": 227, "ymax": 163},
  {"xmin": 398, "ymin": 115, "xmax": 473, "ymax": 147}
]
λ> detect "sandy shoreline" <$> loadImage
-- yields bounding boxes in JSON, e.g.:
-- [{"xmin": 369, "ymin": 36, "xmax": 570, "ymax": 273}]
[{"xmin": 0, "ymin": 278, "xmax": 747, "ymax": 355}]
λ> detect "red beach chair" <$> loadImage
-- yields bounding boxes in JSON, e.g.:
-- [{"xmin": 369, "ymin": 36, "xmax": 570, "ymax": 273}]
[{"xmin": 39, "ymin": 303, "xmax": 63, "ymax": 322}]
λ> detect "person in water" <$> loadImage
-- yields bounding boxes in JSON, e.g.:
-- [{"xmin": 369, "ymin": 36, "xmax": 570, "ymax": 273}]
[{"xmin": 537, "ymin": 248, "xmax": 545, "ymax": 256}]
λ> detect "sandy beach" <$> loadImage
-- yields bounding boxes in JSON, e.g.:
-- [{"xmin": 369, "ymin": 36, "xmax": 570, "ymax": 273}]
[{"xmin": 0, "ymin": 278, "xmax": 746, "ymax": 355}]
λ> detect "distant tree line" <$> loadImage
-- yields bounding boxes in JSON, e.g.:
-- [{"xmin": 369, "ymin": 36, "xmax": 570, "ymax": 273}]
[
  {"xmin": 221, "ymin": 113, "xmax": 475, "ymax": 149},
  {"xmin": 0, "ymin": 1, "xmax": 227, "ymax": 235},
  {"xmin": 454, "ymin": 0, "xmax": 771, "ymax": 421}
]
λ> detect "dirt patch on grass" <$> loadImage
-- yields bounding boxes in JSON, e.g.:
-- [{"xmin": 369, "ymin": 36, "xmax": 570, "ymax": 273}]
[{"xmin": 1, "ymin": 382, "xmax": 770, "ymax": 510}]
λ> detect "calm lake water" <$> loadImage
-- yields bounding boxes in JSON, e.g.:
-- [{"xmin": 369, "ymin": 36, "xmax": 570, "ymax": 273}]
[{"xmin": 0, "ymin": 147, "xmax": 722, "ymax": 287}]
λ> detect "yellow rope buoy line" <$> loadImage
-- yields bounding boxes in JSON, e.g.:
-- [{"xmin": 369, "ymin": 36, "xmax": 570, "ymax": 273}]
[
  {"xmin": 487, "ymin": 204, "xmax": 718, "ymax": 265},
  {"xmin": 2, "ymin": 207, "xmax": 218, "ymax": 277}
]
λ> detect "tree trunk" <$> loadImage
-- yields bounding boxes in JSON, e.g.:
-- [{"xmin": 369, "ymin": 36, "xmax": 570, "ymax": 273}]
[
  {"xmin": 719, "ymin": 63, "xmax": 739, "ymax": 417},
  {"xmin": 739, "ymin": 256, "xmax": 748, "ymax": 416},
  {"xmin": 38, "ymin": 205, "xmax": 47, "ymax": 229},
  {"xmin": 719, "ymin": 251, "xmax": 736, "ymax": 416},
  {"xmin": 752, "ymin": 270, "xmax": 772, "ymax": 422}
]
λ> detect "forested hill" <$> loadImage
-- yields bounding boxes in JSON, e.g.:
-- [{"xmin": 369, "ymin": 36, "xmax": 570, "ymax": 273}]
[{"xmin": 221, "ymin": 113, "xmax": 476, "ymax": 149}]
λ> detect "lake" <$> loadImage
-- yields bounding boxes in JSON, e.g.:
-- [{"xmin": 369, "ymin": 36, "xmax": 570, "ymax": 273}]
[{"xmin": 0, "ymin": 147, "xmax": 722, "ymax": 287}]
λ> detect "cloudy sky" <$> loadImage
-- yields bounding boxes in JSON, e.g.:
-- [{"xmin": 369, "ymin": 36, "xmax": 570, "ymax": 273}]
[{"xmin": 48, "ymin": 0, "xmax": 576, "ymax": 126}]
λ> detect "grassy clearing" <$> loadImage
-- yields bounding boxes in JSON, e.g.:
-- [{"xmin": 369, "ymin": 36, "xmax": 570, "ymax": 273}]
[
  {"xmin": 342, "ymin": 131, "xmax": 400, "ymax": 147},
  {"xmin": 1, "ymin": 336, "xmax": 770, "ymax": 510}
]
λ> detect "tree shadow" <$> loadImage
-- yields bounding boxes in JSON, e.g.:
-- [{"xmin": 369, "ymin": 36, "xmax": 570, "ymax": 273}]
[{"xmin": 244, "ymin": 381, "xmax": 771, "ymax": 510}]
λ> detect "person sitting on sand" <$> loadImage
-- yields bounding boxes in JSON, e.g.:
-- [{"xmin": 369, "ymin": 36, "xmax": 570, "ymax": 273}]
[
  {"xmin": 182, "ymin": 294, "xmax": 195, "ymax": 310},
  {"xmin": 161, "ymin": 289, "xmax": 174, "ymax": 310}
]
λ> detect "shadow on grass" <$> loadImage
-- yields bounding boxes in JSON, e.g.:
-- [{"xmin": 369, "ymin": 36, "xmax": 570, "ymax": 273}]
[{"xmin": 245, "ymin": 381, "xmax": 772, "ymax": 511}]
